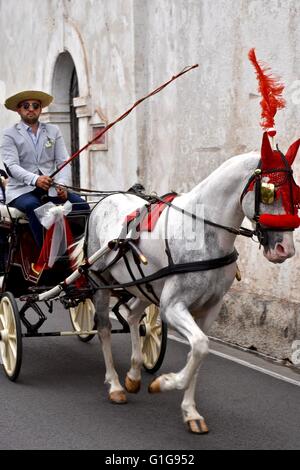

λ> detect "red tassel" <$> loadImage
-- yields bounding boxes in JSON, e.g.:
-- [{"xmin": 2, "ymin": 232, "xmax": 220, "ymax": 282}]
[{"xmin": 248, "ymin": 48, "xmax": 285, "ymax": 132}]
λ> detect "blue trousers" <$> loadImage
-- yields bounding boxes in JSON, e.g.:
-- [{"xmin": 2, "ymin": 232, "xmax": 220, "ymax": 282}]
[{"xmin": 10, "ymin": 188, "xmax": 90, "ymax": 247}]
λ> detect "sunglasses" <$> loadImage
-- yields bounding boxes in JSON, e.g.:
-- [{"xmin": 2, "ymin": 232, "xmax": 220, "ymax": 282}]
[{"xmin": 19, "ymin": 102, "xmax": 41, "ymax": 110}]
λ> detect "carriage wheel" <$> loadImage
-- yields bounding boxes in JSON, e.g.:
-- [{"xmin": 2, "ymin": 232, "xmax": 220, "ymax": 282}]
[
  {"xmin": 140, "ymin": 305, "xmax": 167, "ymax": 374},
  {"xmin": 69, "ymin": 298, "xmax": 96, "ymax": 343},
  {"xmin": 0, "ymin": 292, "xmax": 22, "ymax": 381}
]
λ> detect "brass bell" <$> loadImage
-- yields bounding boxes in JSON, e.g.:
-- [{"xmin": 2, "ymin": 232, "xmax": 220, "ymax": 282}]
[{"xmin": 261, "ymin": 182, "xmax": 275, "ymax": 204}]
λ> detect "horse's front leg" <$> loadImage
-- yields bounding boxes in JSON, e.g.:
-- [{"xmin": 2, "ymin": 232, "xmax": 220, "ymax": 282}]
[
  {"xmin": 148, "ymin": 300, "xmax": 209, "ymax": 432},
  {"xmin": 93, "ymin": 288, "xmax": 127, "ymax": 404},
  {"xmin": 124, "ymin": 299, "xmax": 150, "ymax": 394},
  {"xmin": 180, "ymin": 298, "xmax": 225, "ymax": 433},
  {"xmin": 181, "ymin": 366, "xmax": 209, "ymax": 434}
]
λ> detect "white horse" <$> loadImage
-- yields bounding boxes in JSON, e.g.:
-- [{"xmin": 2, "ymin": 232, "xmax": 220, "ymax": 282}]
[{"xmin": 74, "ymin": 133, "xmax": 300, "ymax": 434}]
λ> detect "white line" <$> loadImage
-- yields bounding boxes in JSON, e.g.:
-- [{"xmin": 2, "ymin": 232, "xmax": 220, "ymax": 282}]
[{"xmin": 167, "ymin": 334, "xmax": 300, "ymax": 388}]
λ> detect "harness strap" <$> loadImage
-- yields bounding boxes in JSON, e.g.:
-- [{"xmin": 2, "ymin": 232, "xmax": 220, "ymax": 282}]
[
  {"xmin": 122, "ymin": 252, "xmax": 158, "ymax": 305},
  {"xmin": 164, "ymin": 205, "xmax": 174, "ymax": 265},
  {"xmin": 93, "ymin": 249, "xmax": 239, "ymax": 291},
  {"xmin": 135, "ymin": 260, "xmax": 160, "ymax": 305}
]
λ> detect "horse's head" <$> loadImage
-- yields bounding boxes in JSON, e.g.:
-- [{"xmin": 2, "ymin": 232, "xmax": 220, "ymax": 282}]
[{"xmin": 241, "ymin": 132, "xmax": 300, "ymax": 263}]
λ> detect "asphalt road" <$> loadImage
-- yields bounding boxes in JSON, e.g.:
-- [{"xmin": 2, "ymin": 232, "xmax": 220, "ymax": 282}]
[{"xmin": 0, "ymin": 301, "xmax": 299, "ymax": 450}]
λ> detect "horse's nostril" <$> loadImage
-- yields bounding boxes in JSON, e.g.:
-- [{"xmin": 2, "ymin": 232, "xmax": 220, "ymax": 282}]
[
  {"xmin": 275, "ymin": 243, "xmax": 295, "ymax": 258},
  {"xmin": 276, "ymin": 243, "xmax": 286, "ymax": 255}
]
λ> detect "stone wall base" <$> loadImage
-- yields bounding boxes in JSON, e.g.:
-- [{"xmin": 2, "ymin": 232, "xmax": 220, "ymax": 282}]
[{"xmin": 208, "ymin": 289, "xmax": 300, "ymax": 363}]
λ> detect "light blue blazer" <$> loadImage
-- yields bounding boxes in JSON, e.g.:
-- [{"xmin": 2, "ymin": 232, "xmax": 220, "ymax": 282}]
[{"xmin": 1, "ymin": 122, "xmax": 71, "ymax": 204}]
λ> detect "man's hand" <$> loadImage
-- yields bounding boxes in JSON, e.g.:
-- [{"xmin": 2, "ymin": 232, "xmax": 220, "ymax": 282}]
[
  {"xmin": 56, "ymin": 185, "xmax": 68, "ymax": 201},
  {"xmin": 36, "ymin": 175, "xmax": 53, "ymax": 191}
]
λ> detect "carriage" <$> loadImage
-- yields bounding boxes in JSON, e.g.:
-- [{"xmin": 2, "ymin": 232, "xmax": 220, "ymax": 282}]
[{"xmin": 0, "ymin": 200, "xmax": 167, "ymax": 382}]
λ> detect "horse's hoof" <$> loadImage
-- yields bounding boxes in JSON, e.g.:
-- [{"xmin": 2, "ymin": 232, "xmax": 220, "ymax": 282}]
[
  {"xmin": 148, "ymin": 377, "xmax": 161, "ymax": 393},
  {"xmin": 125, "ymin": 375, "xmax": 141, "ymax": 393},
  {"xmin": 109, "ymin": 390, "xmax": 127, "ymax": 404},
  {"xmin": 187, "ymin": 418, "xmax": 209, "ymax": 434}
]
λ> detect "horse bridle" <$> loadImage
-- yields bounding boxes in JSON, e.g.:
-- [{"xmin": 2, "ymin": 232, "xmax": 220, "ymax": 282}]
[{"xmin": 240, "ymin": 147, "xmax": 297, "ymax": 246}]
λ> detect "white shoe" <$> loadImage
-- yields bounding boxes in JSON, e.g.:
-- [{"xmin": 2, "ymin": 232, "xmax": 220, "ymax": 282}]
[{"xmin": 0, "ymin": 276, "xmax": 4, "ymax": 290}]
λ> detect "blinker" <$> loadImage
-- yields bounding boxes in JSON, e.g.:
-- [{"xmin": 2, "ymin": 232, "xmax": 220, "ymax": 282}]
[{"xmin": 261, "ymin": 182, "xmax": 275, "ymax": 205}]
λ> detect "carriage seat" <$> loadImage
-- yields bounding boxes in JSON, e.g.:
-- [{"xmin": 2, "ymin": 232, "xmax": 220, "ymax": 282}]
[{"xmin": 0, "ymin": 203, "xmax": 28, "ymax": 224}]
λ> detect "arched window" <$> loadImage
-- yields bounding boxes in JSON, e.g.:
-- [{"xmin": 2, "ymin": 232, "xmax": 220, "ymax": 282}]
[{"xmin": 43, "ymin": 51, "xmax": 80, "ymax": 187}]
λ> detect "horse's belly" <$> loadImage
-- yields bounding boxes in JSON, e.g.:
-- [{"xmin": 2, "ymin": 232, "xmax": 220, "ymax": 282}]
[{"xmin": 189, "ymin": 264, "xmax": 237, "ymax": 316}]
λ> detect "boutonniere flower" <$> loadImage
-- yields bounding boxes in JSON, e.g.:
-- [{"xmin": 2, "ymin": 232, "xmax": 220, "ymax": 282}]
[{"xmin": 45, "ymin": 138, "xmax": 55, "ymax": 148}]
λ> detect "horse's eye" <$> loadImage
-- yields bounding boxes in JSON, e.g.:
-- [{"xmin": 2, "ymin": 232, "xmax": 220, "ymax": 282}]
[{"xmin": 261, "ymin": 182, "xmax": 275, "ymax": 204}]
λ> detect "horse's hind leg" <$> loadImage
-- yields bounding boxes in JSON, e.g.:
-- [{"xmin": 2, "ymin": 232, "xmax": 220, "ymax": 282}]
[
  {"xmin": 124, "ymin": 299, "xmax": 149, "ymax": 394},
  {"xmin": 93, "ymin": 287, "xmax": 127, "ymax": 404}
]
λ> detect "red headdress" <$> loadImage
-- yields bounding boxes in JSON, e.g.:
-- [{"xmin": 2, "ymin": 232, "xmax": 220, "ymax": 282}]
[{"xmin": 246, "ymin": 49, "xmax": 300, "ymax": 229}]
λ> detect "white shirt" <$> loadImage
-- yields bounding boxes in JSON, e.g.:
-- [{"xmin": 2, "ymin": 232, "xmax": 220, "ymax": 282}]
[{"xmin": 21, "ymin": 121, "xmax": 41, "ymax": 149}]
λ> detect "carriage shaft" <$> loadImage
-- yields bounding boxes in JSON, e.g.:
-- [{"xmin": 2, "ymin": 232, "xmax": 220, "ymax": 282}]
[
  {"xmin": 21, "ymin": 328, "xmax": 130, "ymax": 338},
  {"xmin": 38, "ymin": 244, "xmax": 111, "ymax": 302}
]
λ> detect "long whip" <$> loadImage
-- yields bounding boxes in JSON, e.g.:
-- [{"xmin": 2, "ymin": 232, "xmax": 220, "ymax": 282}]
[{"xmin": 50, "ymin": 64, "xmax": 198, "ymax": 178}]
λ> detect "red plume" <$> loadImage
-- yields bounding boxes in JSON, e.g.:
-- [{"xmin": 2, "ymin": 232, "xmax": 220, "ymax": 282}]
[{"xmin": 248, "ymin": 48, "xmax": 285, "ymax": 133}]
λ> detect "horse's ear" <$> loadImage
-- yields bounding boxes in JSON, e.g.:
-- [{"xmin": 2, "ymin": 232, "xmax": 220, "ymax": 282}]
[
  {"xmin": 261, "ymin": 132, "xmax": 273, "ymax": 166},
  {"xmin": 286, "ymin": 139, "xmax": 300, "ymax": 166}
]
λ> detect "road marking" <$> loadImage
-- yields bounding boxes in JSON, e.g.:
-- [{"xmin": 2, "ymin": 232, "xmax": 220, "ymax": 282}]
[{"xmin": 167, "ymin": 333, "xmax": 300, "ymax": 388}]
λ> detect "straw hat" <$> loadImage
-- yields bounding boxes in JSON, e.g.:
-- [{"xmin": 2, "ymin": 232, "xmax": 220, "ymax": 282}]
[{"xmin": 5, "ymin": 90, "xmax": 53, "ymax": 111}]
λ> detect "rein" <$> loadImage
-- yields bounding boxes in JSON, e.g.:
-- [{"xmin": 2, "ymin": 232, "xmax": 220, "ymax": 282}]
[
  {"xmin": 133, "ymin": 191, "xmax": 255, "ymax": 239},
  {"xmin": 67, "ymin": 157, "xmax": 298, "ymax": 298},
  {"xmin": 60, "ymin": 151, "xmax": 298, "ymax": 249},
  {"xmin": 57, "ymin": 182, "xmax": 256, "ymax": 240}
]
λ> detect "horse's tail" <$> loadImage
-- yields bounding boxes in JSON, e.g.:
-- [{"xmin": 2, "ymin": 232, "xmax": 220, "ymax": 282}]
[{"xmin": 70, "ymin": 236, "xmax": 85, "ymax": 268}]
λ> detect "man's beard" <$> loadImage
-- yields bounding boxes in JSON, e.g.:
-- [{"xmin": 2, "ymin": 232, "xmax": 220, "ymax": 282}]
[{"xmin": 22, "ymin": 115, "xmax": 39, "ymax": 125}]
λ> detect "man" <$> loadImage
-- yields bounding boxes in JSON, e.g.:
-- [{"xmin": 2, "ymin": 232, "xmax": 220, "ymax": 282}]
[{"xmin": 1, "ymin": 90, "xmax": 89, "ymax": 248}]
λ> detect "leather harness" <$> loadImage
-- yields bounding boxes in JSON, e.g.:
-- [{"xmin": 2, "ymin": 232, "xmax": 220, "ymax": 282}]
[{"xmin": 81, "ymin": 155, "xmax": 297, "ymax": 304}]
